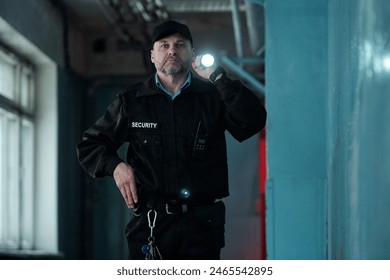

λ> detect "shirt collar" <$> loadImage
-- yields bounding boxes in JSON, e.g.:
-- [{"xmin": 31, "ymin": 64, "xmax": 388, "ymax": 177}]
[{"xmin": 155, "ymin": 72, "xmax": 192, "ymax": 99}]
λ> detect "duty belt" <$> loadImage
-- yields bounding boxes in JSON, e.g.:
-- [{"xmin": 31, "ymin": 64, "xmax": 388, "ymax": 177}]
[{"xmin": 145, "ymin": 196, "xmax": 216, "ymax": 215}]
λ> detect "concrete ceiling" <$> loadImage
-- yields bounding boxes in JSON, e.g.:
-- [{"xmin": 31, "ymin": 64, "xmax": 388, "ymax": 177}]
[
  {"xmin": 58, "ymin": 0, "xmax": 245, "ymax": 30},
  {"xmin": 55, "ymin": 0, "xmax": 265, "ymax": 92}
]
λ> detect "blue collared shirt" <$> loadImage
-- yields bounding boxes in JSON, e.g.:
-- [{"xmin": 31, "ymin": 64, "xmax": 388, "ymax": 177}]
[{"xmin": 155, "ymin": 72, "xmax": 191, "ymax": 100}]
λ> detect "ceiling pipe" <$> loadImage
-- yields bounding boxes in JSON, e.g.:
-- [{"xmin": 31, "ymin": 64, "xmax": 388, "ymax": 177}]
[
  {"xmin": 230, "ymin": 0, "xmax": 244, "ymax": 58},
  {"xmin": 163, "ymin": 0, "xmax": 241, "ymax": 12},
  {"xmin": 245, "ymin": 0, "xmax": 265, "ymax": 56},
  {"xmin": 222, "ymin": 0, "xmax": 265, "ymax": 96},
  {"xmin": 221, "ymin": 55, "xmax": 265, "ymax": 95}
]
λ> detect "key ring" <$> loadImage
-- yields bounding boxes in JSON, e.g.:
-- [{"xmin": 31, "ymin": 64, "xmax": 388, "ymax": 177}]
[{"xmin": 143, "ymin": 209, "xmax": 162, "ymax": 260}]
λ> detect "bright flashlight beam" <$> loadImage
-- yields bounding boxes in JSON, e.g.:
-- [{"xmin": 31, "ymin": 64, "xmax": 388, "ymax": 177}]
[
  {"xmin": 200, "ymin": 54, "xmax": 215, "ymax": 68},
  {"xmin": 383, "ymin": 56, "xmax": 390, "ymax": 71}
]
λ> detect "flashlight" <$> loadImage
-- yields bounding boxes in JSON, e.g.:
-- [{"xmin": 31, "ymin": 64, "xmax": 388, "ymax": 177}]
[
  {"xmin": 180, "ymin": 188, "xmax": 191, "ymax": 199},
  {"xmin": 200, "ymin": 54, "xmax": 215, "ymax": 68}
]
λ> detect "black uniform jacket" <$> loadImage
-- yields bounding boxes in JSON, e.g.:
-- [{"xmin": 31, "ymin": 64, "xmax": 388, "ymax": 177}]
[{"xmin": 76, "ymin": 73, "xmax": 266, "ymax": 200}]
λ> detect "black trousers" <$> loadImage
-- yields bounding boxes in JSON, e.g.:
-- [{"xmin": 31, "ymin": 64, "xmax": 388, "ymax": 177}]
[{"xmin": 125, "ymin": 201, "xmax": 226, "ymax": 260}]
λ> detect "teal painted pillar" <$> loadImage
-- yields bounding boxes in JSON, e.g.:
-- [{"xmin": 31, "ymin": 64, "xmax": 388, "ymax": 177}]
[
  {"xmin": 265, "ymin": 0, "xmax": 328, "ymax": 259},
  {"xmin": 328, "ymin": 0, "xmax": 390, "ymax": 259}
]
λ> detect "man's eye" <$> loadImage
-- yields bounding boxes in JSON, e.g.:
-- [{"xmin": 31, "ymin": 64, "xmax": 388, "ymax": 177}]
[
  {"xmin": 177, "ymin": 43, "xmax": 185, "ymax": 48},
  {"xmin": 161, "ymin": 44, "xmax": 169, "ymax": 48}
]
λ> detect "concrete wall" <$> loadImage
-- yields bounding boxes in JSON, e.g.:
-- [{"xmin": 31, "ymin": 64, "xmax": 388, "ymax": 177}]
[
  {"xmin": 328, "ymin": 0, "xmax": 390, "ymax": 260},
  {"xmin": 0, "ymin": 0, "xmax": 89, "ymax": 258},
  {"xmin": 0, "ymin": 0, "xmax": 64, "ymax": 66},
  {"xmin": 266, "ymin": 0, "xmax": 390, "ymax": 259},
  {"xmin": 265, "ymin": 0, "xmax": 328, "ymax": 259}
]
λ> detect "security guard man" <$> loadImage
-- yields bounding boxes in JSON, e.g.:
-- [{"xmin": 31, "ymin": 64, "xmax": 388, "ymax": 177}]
[{"xmin": 76, "ymin": 20, "xmax": 266, "ymax": 259}]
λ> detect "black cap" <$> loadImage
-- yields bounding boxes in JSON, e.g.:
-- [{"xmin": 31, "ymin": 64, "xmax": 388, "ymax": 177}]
[{"xmin": 152, "ymin": 20, "xmax": 193, "ymax": 45}]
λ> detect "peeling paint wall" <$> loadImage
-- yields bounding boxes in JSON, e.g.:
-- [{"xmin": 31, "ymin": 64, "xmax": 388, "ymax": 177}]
[
  {"xmin": 328, "ymin": 0, "xmax": 390, "ymax": 260},
  {"xmin": 266, "ymin": 0, "xmax": 390, "ymax": 259}
]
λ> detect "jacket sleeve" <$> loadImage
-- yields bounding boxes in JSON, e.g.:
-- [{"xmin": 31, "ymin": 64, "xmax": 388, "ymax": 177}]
[
  {"xmin": 76, "ymin": 96, "xmax": 127, "ymax": 178},
  {"xmin": 214, "ymin": 75, "xmax": 267, "ymax": 142}
]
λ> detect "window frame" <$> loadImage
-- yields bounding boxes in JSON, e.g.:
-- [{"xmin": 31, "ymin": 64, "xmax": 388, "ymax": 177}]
[{"xmin": 0, "ymin": 45, "xmax": 36, "ymax": 251}]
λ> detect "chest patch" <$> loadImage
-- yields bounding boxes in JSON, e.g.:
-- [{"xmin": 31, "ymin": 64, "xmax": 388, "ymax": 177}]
[{"xmin": 131, "ymin": 121, "xmax": 159, "ymax": 129}]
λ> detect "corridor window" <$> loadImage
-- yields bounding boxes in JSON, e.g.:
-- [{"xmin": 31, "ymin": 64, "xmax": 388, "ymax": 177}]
[{"xmin": 0, "ymin": 47, "xmax": 35, "ymax": 250}]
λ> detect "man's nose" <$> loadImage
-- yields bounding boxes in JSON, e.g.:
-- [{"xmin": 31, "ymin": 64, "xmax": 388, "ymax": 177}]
[{"xmin": 168, "ymin": 46, "xmax": 177, "ymax": 55}]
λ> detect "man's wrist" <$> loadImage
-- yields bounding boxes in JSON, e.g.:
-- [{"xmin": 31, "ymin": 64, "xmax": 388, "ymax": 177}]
[
  {"xmin": 107, "ymin": 157, "xmax": 124, "ymax": 176},
  {"xmin": 209, "ymin": 66, "xmax": 226, "ymax": 82}
]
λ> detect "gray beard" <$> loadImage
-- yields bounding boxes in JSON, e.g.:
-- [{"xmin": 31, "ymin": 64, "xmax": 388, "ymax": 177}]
[{"xmin": 162, "ymin": 67, "xmax": 184, "ymax": 75}]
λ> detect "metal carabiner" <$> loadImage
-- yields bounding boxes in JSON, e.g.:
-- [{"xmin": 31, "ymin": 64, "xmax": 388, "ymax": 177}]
[{"xmin": 147, "ymin": 209, "xmax": 157, "ymax": 238}]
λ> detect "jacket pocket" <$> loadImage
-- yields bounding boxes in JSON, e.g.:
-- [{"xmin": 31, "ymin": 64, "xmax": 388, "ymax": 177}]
[
  {"xmin": 127, "ymin": 132, "xmax": 163, "ymax": 191},
  {"xmin": 139, "ymin": 134, "xmax": 161, "ymax": 146}
]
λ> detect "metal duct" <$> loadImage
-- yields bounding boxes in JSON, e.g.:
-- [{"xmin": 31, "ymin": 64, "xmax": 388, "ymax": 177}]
[
  {"xmin": 162, "ymin": 0, "xmax": 245, "ymax": 13},
  {"xmin": 231, "ymin": 0, "xmax": 244, "ymax": 58},
  {"xmin": 245, "ymin": 0, "xmax": 265, "ymax": 56}
]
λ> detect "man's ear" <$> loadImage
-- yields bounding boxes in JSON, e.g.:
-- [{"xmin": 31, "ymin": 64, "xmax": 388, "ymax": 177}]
[
  {"xmin": 191, "ymin": 48, "xmax": 196, "ymax": 62},
  {"xmin": 150, "ymin": 50, "xmax": 155, "ymax": 63}
]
